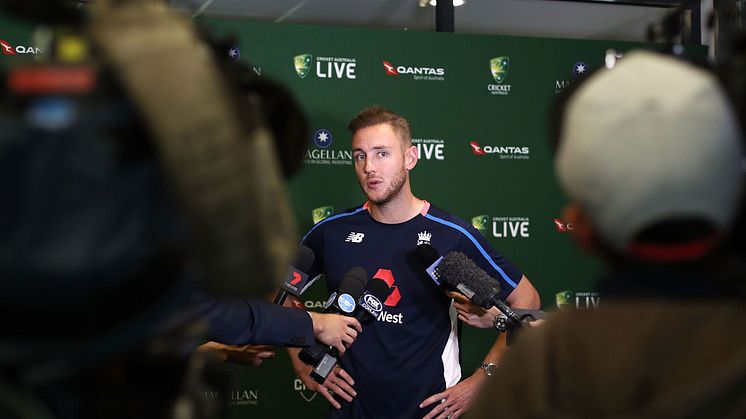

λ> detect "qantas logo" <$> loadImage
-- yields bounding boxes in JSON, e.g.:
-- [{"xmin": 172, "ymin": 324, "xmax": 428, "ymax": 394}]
[
  {"xmin": 382, "ymin": 59, "xmax": 445, "ymax": 80},
  {"xmin": 553, "ymin": 218, "xmax": 575, "ymax": 232},
  {"xmin": 1, "ymin": 40, "xmax": 16, "ymax": 55},
  {"xmin": 0, "ymin": 40, "xmax": 43, "ymax": 55},
  {"xmin": 290, "ymin": 271, "xmax": 303, "ymax": 285},
  {"xmin": 470, "ymin": 141, "xmax": 486, "ymax": 155},
  {"xmin": 383, "ymin": 60, "xmax": 399, "ymax": 75},
  {"xmin": 469, "ymin": 140, "xmax": 529, "ymax": 159}
]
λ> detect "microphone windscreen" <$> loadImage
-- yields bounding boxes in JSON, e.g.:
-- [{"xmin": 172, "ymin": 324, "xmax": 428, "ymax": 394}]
[
  {"xmin": 365, "ymin": 277, "xmax": 391, "ymax": 301},
  {"xmin": 439, "ymin": 252, "xmax": 500, "ymax": 308},
  {"xmin": 294, "ymin": 245, "xmax": 315, "ymax": 272},
  {"xmin": 338, "ymin": 267, "xmax": 368, "ymax": 301},
  {"xmin": 415, "ymin": 243, "xmax": 440, "ymax": 268}
]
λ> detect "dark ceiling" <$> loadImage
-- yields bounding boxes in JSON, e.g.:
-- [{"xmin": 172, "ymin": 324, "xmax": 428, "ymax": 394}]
[{"xmin": 172, "ymin": 0, "xmax": 680, "ymax": 42}]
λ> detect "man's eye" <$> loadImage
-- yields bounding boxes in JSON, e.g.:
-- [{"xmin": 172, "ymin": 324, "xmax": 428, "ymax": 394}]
[
  {"xmin": 377, "ymin": 151, "xmax": 388, "ymax": 158},
  {"xmin": 354, "ymin": 154, "xmax": 365, "ymax": 161}
]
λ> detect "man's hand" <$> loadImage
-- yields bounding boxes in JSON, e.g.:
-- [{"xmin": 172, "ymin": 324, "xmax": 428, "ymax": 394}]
[
  {"xmin": 419, "ymin": 373, "xmax": 486, "ymax": 419},
  {"xmin": 448, "ymin": 291, "xmax": 498, "ymax": 329},
  {"xmin": 308, "ymin": 312, "xmax": 362, "ymax": 354},
  {"xmin": 196, "ymin": 342, "xmax": 275, "ymax": 366},
  {"xmin": 290, "ymin": 350, "xmax": 357, "ymax": 409}
]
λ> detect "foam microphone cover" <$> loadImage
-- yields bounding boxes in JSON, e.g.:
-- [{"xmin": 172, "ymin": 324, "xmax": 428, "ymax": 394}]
[
  {"xmin": 439, "ymin": 252, "xmax": 500, "ymax": 308},
  {"xmin": 365, "ymin": 277, "xmax": 391, "ymax": 301},
  {"xmin": 338, "ymin": 267, "xmax": 369, "ymax": 301},
  {"xmin": 294, "ymin": 245, "xmax": 315, "ymax": 272},
  {"xmin": 415, "ymin": 243, "xmax": 440, "ymax": 268}
]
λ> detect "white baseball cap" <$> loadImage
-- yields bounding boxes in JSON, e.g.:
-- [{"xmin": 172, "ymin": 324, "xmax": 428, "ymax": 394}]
[{"xmin": 556, "ymin": 50, "xmax": 745, "ymax": 253}]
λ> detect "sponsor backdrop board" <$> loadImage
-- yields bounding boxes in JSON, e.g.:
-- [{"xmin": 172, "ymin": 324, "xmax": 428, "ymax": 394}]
[
  {"xmin": 200, "ymin": 18, "xmax": 679, "ymax": 417},
  {"xmin": 0, "ymin": 11, "xmax": 703, "ymax": 418}
]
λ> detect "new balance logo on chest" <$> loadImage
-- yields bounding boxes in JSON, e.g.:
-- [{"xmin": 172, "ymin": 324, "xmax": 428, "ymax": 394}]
[{"xmin": 345, "ymin": 232, "xmax": 365, "ymax": 243}]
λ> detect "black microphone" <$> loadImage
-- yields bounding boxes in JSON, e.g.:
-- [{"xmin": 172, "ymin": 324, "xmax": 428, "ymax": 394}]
[
  {"xmin": 309, "ymin": 277, "xmax": 390, "ymax": 384},
  {"xmin": 437, "ymin": 251, "xmax": 525, "ymax": 328},
  {"xmin": 355, "ymin": 278, "xmax": 390, "ymax": 323},
  {"xmin": 491, "ymin": 309, "xmax": 547, "ymax": 332},
  {"xmin": 298, "ymin": 267, "xmax": 369, "ymax": 368},
  {"xmin": 512, "ymin": 308, "xmax": 547, "ymax": 323},
  {"xmin": 415, "ymin": 243, "xmax": 444, "ymax": 285},
  {"xmin": 273, "ymin": 245, "xmax": 318, "ymax": 305}
]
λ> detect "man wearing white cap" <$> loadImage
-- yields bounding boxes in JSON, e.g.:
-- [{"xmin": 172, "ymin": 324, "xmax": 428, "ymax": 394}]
[{"xmin": 469, "ymin": 50, "xmax": 746, "ymax": 418}]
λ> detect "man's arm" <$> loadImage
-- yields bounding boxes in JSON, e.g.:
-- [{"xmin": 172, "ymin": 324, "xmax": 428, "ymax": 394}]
[
  {"xmin": 198, "ymin": 292, "xmax": 361, "ymax": 349},
  {"xmin": 420, "ymin": 333, "xmax": 510, "ymax": 419},
  {"xmin": 506, "ymin": 275, "xmax": 540, "ymax": 309},
  {"xmin": 421, "ymin": 276, "xmax": 540, "ymax": 418},
  {"xmin": 452, "ymin": 275, "xmax": 540, "ymax": 328},
  {"xmin": 198, "ymin": 293, "xmax": 316, "ymax": 346},
  {"xmin": 196, "ymin": 342, "xmax": 276, "ymax": 366}
]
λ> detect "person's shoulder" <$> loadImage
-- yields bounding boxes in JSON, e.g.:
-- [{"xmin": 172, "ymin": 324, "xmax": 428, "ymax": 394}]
[
  {"xmin": 424, "ymin": 203, "xmax": 470, "ymax": 226},
  {"xmin": 322, "ymin": 204, "xmax": 368, "ymax": 225},
  {"xmin": 423, "ymin": 203, "xmax": 479, "ymax": 234}
]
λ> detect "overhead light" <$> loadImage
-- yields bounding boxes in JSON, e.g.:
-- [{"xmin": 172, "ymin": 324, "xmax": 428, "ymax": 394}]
[
  {"xmin": 604, "ymin": 49, "xmax": 624, "ymax": 69},
  {"xmin": 427, "ymin": 0, "xmax": 465, "ymax": 6}
]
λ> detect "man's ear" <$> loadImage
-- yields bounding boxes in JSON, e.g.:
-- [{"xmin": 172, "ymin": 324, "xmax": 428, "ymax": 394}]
[
  {"xmin": 405, "ymin": 145, "xmax": 418, "ymax": 170},
  {"xmin": 563, "ymin": 203, "xmax": 600, "ymax": 255}
]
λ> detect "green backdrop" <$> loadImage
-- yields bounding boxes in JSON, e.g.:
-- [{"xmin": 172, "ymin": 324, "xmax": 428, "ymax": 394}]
[
  {"xmin": 0, "ymin": 10, "xmax": 702, "ymax": 417},
  {"xmin": 198, "ymin": 18, "xmax": 658, "ymax": 417}
]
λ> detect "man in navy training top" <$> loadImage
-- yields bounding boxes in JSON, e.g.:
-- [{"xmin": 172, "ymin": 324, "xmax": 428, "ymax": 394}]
[{"xmin": 286, "ymin": 106, "xmax": 540, "ymax": 419}]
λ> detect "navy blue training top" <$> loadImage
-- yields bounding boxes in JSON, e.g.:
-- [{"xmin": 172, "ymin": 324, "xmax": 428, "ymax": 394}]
[{"xmin": 301, "ymin": 201, "xmax": 522, "ymax": 419}]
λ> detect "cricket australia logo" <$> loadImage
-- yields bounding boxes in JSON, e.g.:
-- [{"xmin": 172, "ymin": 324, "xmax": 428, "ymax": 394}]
[
  {"xmin": 312, "ymin": 206, "xmax": 333, "ymax": 224},
  {"xmin": 345, "ymin": 232, "xmax": 365, "ymax": 243},
  {"xmin": 417, "ymin": 231, "xmax": 432, "ymax": 246},
  {"xmin": 490, "ymin": 56, "xmax": 509, "ymax": 83},
  {"xmin": 294, "ymin": 378, "xmax": 317, "ymax": 402},
  {"xmin": 294, "ymin": 54, "xmax": 312, "ymax": 78},
  {"xmin": 487, "ymin": 56, "xmax": 512, "ymax": 96},
  {"xmin": 472, "ymin": 215, "xmax": 489, "ymax": 234}
]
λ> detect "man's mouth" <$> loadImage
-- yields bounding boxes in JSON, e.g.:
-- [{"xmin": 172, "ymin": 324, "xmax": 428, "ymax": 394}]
[{"xmin": 367, "ymin": 179, "xmax": 383, "ymax": 189}]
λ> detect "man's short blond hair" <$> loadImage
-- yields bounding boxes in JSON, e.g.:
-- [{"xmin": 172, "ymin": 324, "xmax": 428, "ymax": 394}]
[{"xmin": 348, "ymin": 106, "xmax": 412, "ymax": 147}]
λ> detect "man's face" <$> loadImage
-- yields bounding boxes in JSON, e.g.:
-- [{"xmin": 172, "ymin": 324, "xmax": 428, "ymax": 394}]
[{"xmin": 351, "ymin": 123, "xmax": 411, "ymax": 206}]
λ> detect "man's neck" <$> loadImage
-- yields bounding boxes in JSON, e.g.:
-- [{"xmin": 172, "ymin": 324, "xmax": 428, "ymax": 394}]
[{"xmin": 368, "ymin": 193, "xmax": 424, "ymax": 224}]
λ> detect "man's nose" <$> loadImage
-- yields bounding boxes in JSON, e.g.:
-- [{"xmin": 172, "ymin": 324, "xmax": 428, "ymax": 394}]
[{"xmin": 364, "ymin": 157, "xmax": 376, "ymax": 174}]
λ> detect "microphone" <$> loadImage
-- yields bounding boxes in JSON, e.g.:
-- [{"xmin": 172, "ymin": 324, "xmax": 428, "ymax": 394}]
[
  {"xmin": 512, "ymin": 308, "xmax": 547, "ymax": 323},
  {"xmin": 273, "ymin": 245, "xmax": 319, "ymax": 305},
  {"xmin": 492, "ymin": 309, "xmax": 547, "ymax": 332},
  {"xmin": 309, "ymin": 277, "xmax": 390, "ymax": 384},
  {"xmin": 297, "ymin": 267, "xmax": 369, "ymax": 368},
  {"xmin": 355, "ymin": 278, "xmax": 389, "ymax": 323},
  {"xmin": 415, "ymin": 243, "xmax": 444, "ymax": 285},
  {"xmin": 436, "ymin": 251, "xmax": 525, "ymax": 328}
]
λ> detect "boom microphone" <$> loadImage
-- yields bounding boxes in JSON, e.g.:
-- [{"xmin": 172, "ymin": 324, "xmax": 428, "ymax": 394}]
[
  {"xmin": 438, "ymin": 251, "xmax": 525, "ymax": 328},
  {"xmin": 273, "ymin": 245, "xmax": 318, "ymax": 305}
]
